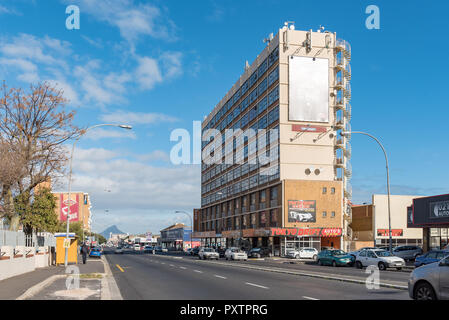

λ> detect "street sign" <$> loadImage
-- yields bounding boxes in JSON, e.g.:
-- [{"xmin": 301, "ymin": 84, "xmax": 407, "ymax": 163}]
[{"xmin": 63, "ymin": 238, "xmax": 71, "ymax": 248}]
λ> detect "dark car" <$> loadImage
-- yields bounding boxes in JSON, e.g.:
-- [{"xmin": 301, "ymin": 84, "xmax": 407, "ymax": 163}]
[
  {"xmin": 392, "ymin": 246, "xmax": 423, "ymax": 261},
  {"xmin": 248, "ymin": 247, "xmax": 271, "ymax": 258},
  {"xmin": 191, "ymin": 247, "xmax": 201, "ymax": 256},
  {"xmin": 217, "ymin": 248, "xmax": 227, "ymax": 258},
  {"xmin": 317, "ymin": 249, "xmax": 354, "ymax": 267},
  {"xmin": 415, "ymin": 250, "xmax": 449, "ymax": 267}
]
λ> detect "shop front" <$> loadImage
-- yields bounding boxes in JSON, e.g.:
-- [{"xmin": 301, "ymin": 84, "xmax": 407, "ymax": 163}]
[
  {"xmin": 408, "ymin": 194, "xmax": 449, "ymax": 251},
  {"xmin": 270, "ymin": 227, "xmax": 342, "ymax": 256}
]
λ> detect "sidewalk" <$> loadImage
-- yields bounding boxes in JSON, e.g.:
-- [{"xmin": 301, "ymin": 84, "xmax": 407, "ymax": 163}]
[{"xmin": 0, "ymin": 254, "xmax": 106, "ymax": 300}]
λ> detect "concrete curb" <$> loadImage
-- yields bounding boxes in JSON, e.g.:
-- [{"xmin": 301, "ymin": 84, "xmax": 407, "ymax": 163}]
[
  {"xmin": 101, "ymin": 255, "xmax": 123, "ymax": 300},
  {"xmin": 16, "ymin": 274, "xmax": 66, "ymax": 300}
]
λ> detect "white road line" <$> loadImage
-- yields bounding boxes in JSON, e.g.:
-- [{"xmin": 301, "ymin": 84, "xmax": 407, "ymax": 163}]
[
  {"xmin": 180, "ymin": 266, "xmax": 187, "ymax": 270},
  {"xmin": 245, "ymin": 282, "xmax": 269, "ymax": 289},
  {"xmin": 161, "ymin": 262, "xmax": 165, "ymax": 265},
  {"xmin": 214, "ymin": 275, "xmax": 227, "ymax": 279},
  {"xmin": 303, "ymin": 296, "xmax": 319, "ymax": 300},
  {"xmin": 169, "ymin": 264, "xmax": 175, "ymax": 267},
  {"xmin": 194, "ymin": 270, "xmax": 203, "ymax": 273}
]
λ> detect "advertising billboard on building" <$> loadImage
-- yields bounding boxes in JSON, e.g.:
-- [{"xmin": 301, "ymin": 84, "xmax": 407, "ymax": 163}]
[
  {"xmin": 288, "ymin": 56, "xmax": 329, "ymax": 123},
  {"xmin": 59, "ymin": 194, "xmax": 79, "ymax": 222},
  {"xmin": 288, "ymin": 200, "xmax": 316, "ymax": 223},
  {"xmin": 411, "ymin": 194, "xmax": 449, "ymax": 227}
]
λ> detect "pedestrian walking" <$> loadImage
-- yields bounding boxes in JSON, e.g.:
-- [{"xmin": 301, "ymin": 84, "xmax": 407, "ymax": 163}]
[{"xmin": 81, "ymin": 243, "xmax": 88, "ymax": 264}]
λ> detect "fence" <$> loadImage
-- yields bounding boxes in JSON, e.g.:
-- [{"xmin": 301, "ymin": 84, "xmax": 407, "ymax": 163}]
[{"xmin": 0, "ymin": 230, "xmax": 56, "ymax": 247}]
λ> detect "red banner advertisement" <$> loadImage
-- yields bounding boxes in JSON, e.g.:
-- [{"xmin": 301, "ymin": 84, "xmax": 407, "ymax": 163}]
[
  {"xmin": 59, "ymin": 194, "xmax": 79, "ymax": 222},
  {"xmin": 270, "ymin": 227, "xmax": 342, "ymax": 237},
  {"xmin": 376, "ymin": 229, "xmax": 403, "ymax": 237}
]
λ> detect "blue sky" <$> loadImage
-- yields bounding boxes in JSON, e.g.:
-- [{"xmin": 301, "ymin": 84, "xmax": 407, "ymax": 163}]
[{"xmin": 0, "ymin": 0, "xmax": 448, "ymax": 234}]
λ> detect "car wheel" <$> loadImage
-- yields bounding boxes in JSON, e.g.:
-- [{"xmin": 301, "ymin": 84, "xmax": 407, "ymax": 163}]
[
  {"xmin": 312, "ymin": 255, "xmax": 317, "ymax": 261},
  {"xmin": 295, "ymin": 255, "xmax": 299, "ymax": 259},
  {"xmin": 332, "ymin": 260, "xmax": 337, "ymax": 267},
  {"xmin": 396, "ymin": 267, "xmax": 402, "ymax": 271},
  {"xmin": 356, "ymin": 261, "xmax": 363, "ymax": 269},
  {"xmin": 414, "ymin": 282, "xmax": 437, "ymax": 300},
  {"xmin": 317, "ymin": 259, "xmax": 322, "ymax": 266},
  {"xmin": 378, "ymin": 262, "xmax": 387, "ymax": 271}
]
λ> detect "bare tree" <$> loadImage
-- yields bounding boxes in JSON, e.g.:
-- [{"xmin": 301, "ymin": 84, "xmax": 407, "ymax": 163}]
[{"xmin": 0, "ymin": 82, "xmax": 81, "ymax": 231}]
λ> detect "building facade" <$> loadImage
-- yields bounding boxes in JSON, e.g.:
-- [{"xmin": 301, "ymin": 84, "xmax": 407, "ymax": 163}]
[
  {"xmin": 408, "ymin": 193, "xmax": 449, "ymax": 251},
  {"xmin": 160, "ymin": 223, "xmax": 200, "ymax": 250},
  {"xmin": 350, "ymin": 195, "xmax": 424, "ymax": 250},
  {"xmin": 53, "ymin": 192, "xmax": 92, "ymax": 232},
  {"xmin": 194, "ymin": 24, "xmax": 353, "ymax": 255}
]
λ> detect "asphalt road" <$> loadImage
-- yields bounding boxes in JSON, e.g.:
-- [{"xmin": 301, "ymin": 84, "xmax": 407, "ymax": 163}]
[{"xmin": 104, "ymin": 250, "xmax": 410, "ymax": 300}]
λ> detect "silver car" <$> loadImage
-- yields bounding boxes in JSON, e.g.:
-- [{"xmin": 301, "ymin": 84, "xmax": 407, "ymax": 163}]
[
  {"xmin": 198, "ymin": 248, "xmax": 219, "ymax": 260},
  {"xmin": 392, "ymin": 245, "xmax": 423, "ymax": 261},
  {"xmin": 408, "ymin": 254, "xmax": 449, "ymax": 300}
]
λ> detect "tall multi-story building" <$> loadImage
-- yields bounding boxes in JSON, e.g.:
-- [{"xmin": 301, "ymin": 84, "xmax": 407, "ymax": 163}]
[{"xmin": 194, "ymin": 23, "xmax": 353, "ymax": 255}]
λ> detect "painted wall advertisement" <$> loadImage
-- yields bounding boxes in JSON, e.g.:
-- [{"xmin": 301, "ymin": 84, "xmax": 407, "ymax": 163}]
[
  {"xmin": 288, "ymin": 200, "xmax": 316, "ymax": 223},
  {"xmin": 59, "ymin": 194, "xmax": 79, "ymax": 222},
  {"xmin": 430, "ymin": 200, "xmax": 449, "ymax": 219}
]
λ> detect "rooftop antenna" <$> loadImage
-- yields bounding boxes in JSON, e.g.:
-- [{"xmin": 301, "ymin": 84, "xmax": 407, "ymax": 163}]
[
  {"xmin": 263, "ymin": 33, "xmax": 274, "ymax": 45},
  {"xmin": 317, "ymin": 25, "xmax": 325, "ymax": 33},
  {"xmin": 244, "ymin": 60, "xmax": 250, "ymax": 71}
]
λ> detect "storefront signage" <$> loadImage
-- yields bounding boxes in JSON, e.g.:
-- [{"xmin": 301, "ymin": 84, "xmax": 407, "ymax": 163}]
[
  {"xmin": 242, "ymin": 228, "xmax": 271, "ymax": 237},
  {"xmin": 222, "ymin": 230, "xmax": 242, "ymax": 238},
  {"xmin": 60, "ymin": 194, "xmax": 79, "ymax": 222},
  {"xmin": 270, "ymin": 227, "xmax": 342, "ymax": 237},
  {"xmin": 376, "ymin": 229, "xmax": 403, "ymax": 237},
  {"xmin": 288, "ymin": 200, "xmax": 316, "ymax": 223},
  {"xmin": 292, "ymin": 124, "xmax": 327, "ymax": 133},
  {"xmin": 191, "ymin": 231, "xmax": 216, "ymax": 238},
  {"xmin": 430, "ymin": 200, "xmax": 449, "ymax": 219}
]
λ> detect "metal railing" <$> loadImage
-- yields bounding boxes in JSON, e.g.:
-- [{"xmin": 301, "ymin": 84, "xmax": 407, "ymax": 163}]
[{"xmin": 0, "ymin": 230, "xmax": 55, "ymax": 247}]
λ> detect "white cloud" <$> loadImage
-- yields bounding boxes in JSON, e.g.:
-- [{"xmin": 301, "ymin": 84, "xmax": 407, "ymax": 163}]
[
  {"xmin": 100, "ymin": 110, "xmax": 178, "ymax": 125},
  {"xmin": 65, "ymin": 0, "xmax": 175, "ymax": 46},
  {"xmin": 135, "ymin": 56, "xmax": 162, "ymax": 89},
  {"xmin": 160, "ymin": 51, "xmax": 183, "ymax": 79},
  {"xmin": 62, "ymin": 147, "xmax": 201, "ymax": 233}
]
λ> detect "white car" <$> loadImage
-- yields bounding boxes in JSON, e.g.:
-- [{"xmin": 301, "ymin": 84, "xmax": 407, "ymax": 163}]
[
  {"xmin": 198, "ymin": 248, "xmax": 219, "ymax": 260},
  {"xmin": 355, "ymin": 249, "xmax": 405, "ymax": 271},
  {"xmin": 225, "ymin": 247, "xmax": 248, "ymax": 261},
  {"xmin": 134, "ymin": 244, "xmax": 141, "ymax": 252},
  {"xmin": 114, "ymin": 246, "xmax": 124, "ymax": 254},
  {"xmin": 286, "ymin": 248, "xmax": 318, "ymax": 260}
]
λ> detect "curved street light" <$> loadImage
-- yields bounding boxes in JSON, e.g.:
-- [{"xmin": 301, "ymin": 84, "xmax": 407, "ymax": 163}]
[
  {"xmin": 341, "ymin": 130, "xmax": 393, "ymax": 253},
  {"xmin": 174, "ymin": 210, "xmax": 193, "ymax": 250},
  {"xmin": 64, "ymin": 123, "xmax": 132, "ymax": 267}
]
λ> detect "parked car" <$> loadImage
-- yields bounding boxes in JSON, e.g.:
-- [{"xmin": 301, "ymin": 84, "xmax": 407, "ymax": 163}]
[
  {"xmin": 89, "ymin": 247, "xmax": 102, "ymax": 258},
  {"xmin": 286, "ymin": 248, "xmax": 318, "ymax": 260},
  {"xmin": 317, "ymin": 249, "xmax": 354, "ymax": 267},
  {"xmin": 409, "ymin": 254, "xmax": 449, "ymax": 300},
  {"xmin": 114, "ymin": 246, "xmax": 124, "ymax": 254},
  {"xmin": 133, "ymin": 244, "xmax": 142, "ymax": 253},
  {"xmin": 191, "ymin": 247, "xmax": 201, "ymax": 256},
  {"xmin": 348, "ymin": 247, "xmax": 378, "ymax": 259},
  {"xmin": 248, "ymin": 247, "xmax": 271, "ymax": 258},
  {"xmin": 225, "ymin": 247, "xmax": 248, "ymax": 261},
  {"xmin": 392, "ymin": 245, "xmax": 423, "ymax": 261},
  {"xmin": 198, "ymin": 248, "xmax": 219, "ymax": 260},
  {"xmin": 355, "ymin": 249, "xmax": 405, "ymax": 270},
  {"xmin": 415, "ymin": 250, "xmax": 449, "ymax": 267},
  {"xmin": 144, "ymin": 245, "xmax": 153, "ymax": 253},
  {"xmin": 185, "ymin": 248, "xmax": 193, "ymax": 255},
  {"xmin": 217, "ymin": 247, "xmax": 227, "ymax": 258}
]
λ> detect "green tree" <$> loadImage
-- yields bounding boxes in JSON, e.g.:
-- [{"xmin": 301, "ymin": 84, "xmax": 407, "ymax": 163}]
[{"xmin": 59, "ymin": 221, "xmax": 84, "ymax": 240}]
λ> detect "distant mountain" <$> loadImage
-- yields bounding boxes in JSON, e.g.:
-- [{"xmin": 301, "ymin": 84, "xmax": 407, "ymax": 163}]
[{"xmin": 100, "ymin": 225, "xmax": 126, "ymax": 239}]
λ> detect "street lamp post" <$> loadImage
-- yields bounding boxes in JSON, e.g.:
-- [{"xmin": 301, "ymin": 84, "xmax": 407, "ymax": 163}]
[
  {"xmin": 174, "ymin": 210, "xmax": 193, "ymax": 250},
  {"xmin": 64, "ymin": 124, "xmax": 132, "ymax": 267},
  {"xmin": 341, "ymin": 131, "xmax": 393, "ymax": 253}
]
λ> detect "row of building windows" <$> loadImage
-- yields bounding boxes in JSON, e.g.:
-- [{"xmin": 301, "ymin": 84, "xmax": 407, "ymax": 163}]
[
  {"xmin": 203, "ymin": 47, "xmax": 279, "ymax": 132},
  {"xmin": 200, "ymin": 209, "xmax": 279, "ymax": 232},
  {"xmin": 201, "ymin": 163, "xmax": 280, "ymax": 206},
  {"xmin": 202, "ymin": 84, "xmax": 279, "ymax": 150}
]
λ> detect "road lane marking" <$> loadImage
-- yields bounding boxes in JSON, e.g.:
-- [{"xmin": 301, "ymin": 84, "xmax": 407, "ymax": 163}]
[
  {"xmin": 161, "ymin": 262, "xmax": 165, "ymax": 264},
  {"xmin": 245, "ymin": 282, "xmax": 268, "ymax": 289},
  {"xmin": 169, "ymin": 264, "xmax": 175, "ymax": 267},
  {"xmin": 214, "ymin": 275, "xmax": 227, "ymax": 279},
  {"xmin": 194, "ymin": 270, "xmax": 203, "ymax": 273},
  {"xmin": 116, "ymin": 264, "xmax": 124, "ymax": 272},
  {"xmin": 180, "ymin": 267, "xmax": 187, "ymax": 269},
  {"xmin": 303, "ymin": 296, "xmax": 319, "ymax": 300}
]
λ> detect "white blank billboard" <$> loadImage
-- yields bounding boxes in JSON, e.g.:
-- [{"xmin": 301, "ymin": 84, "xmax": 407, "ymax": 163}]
[{"xmin": 289, "ymin": 56, "xmax": 329, "ymax": 123}]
